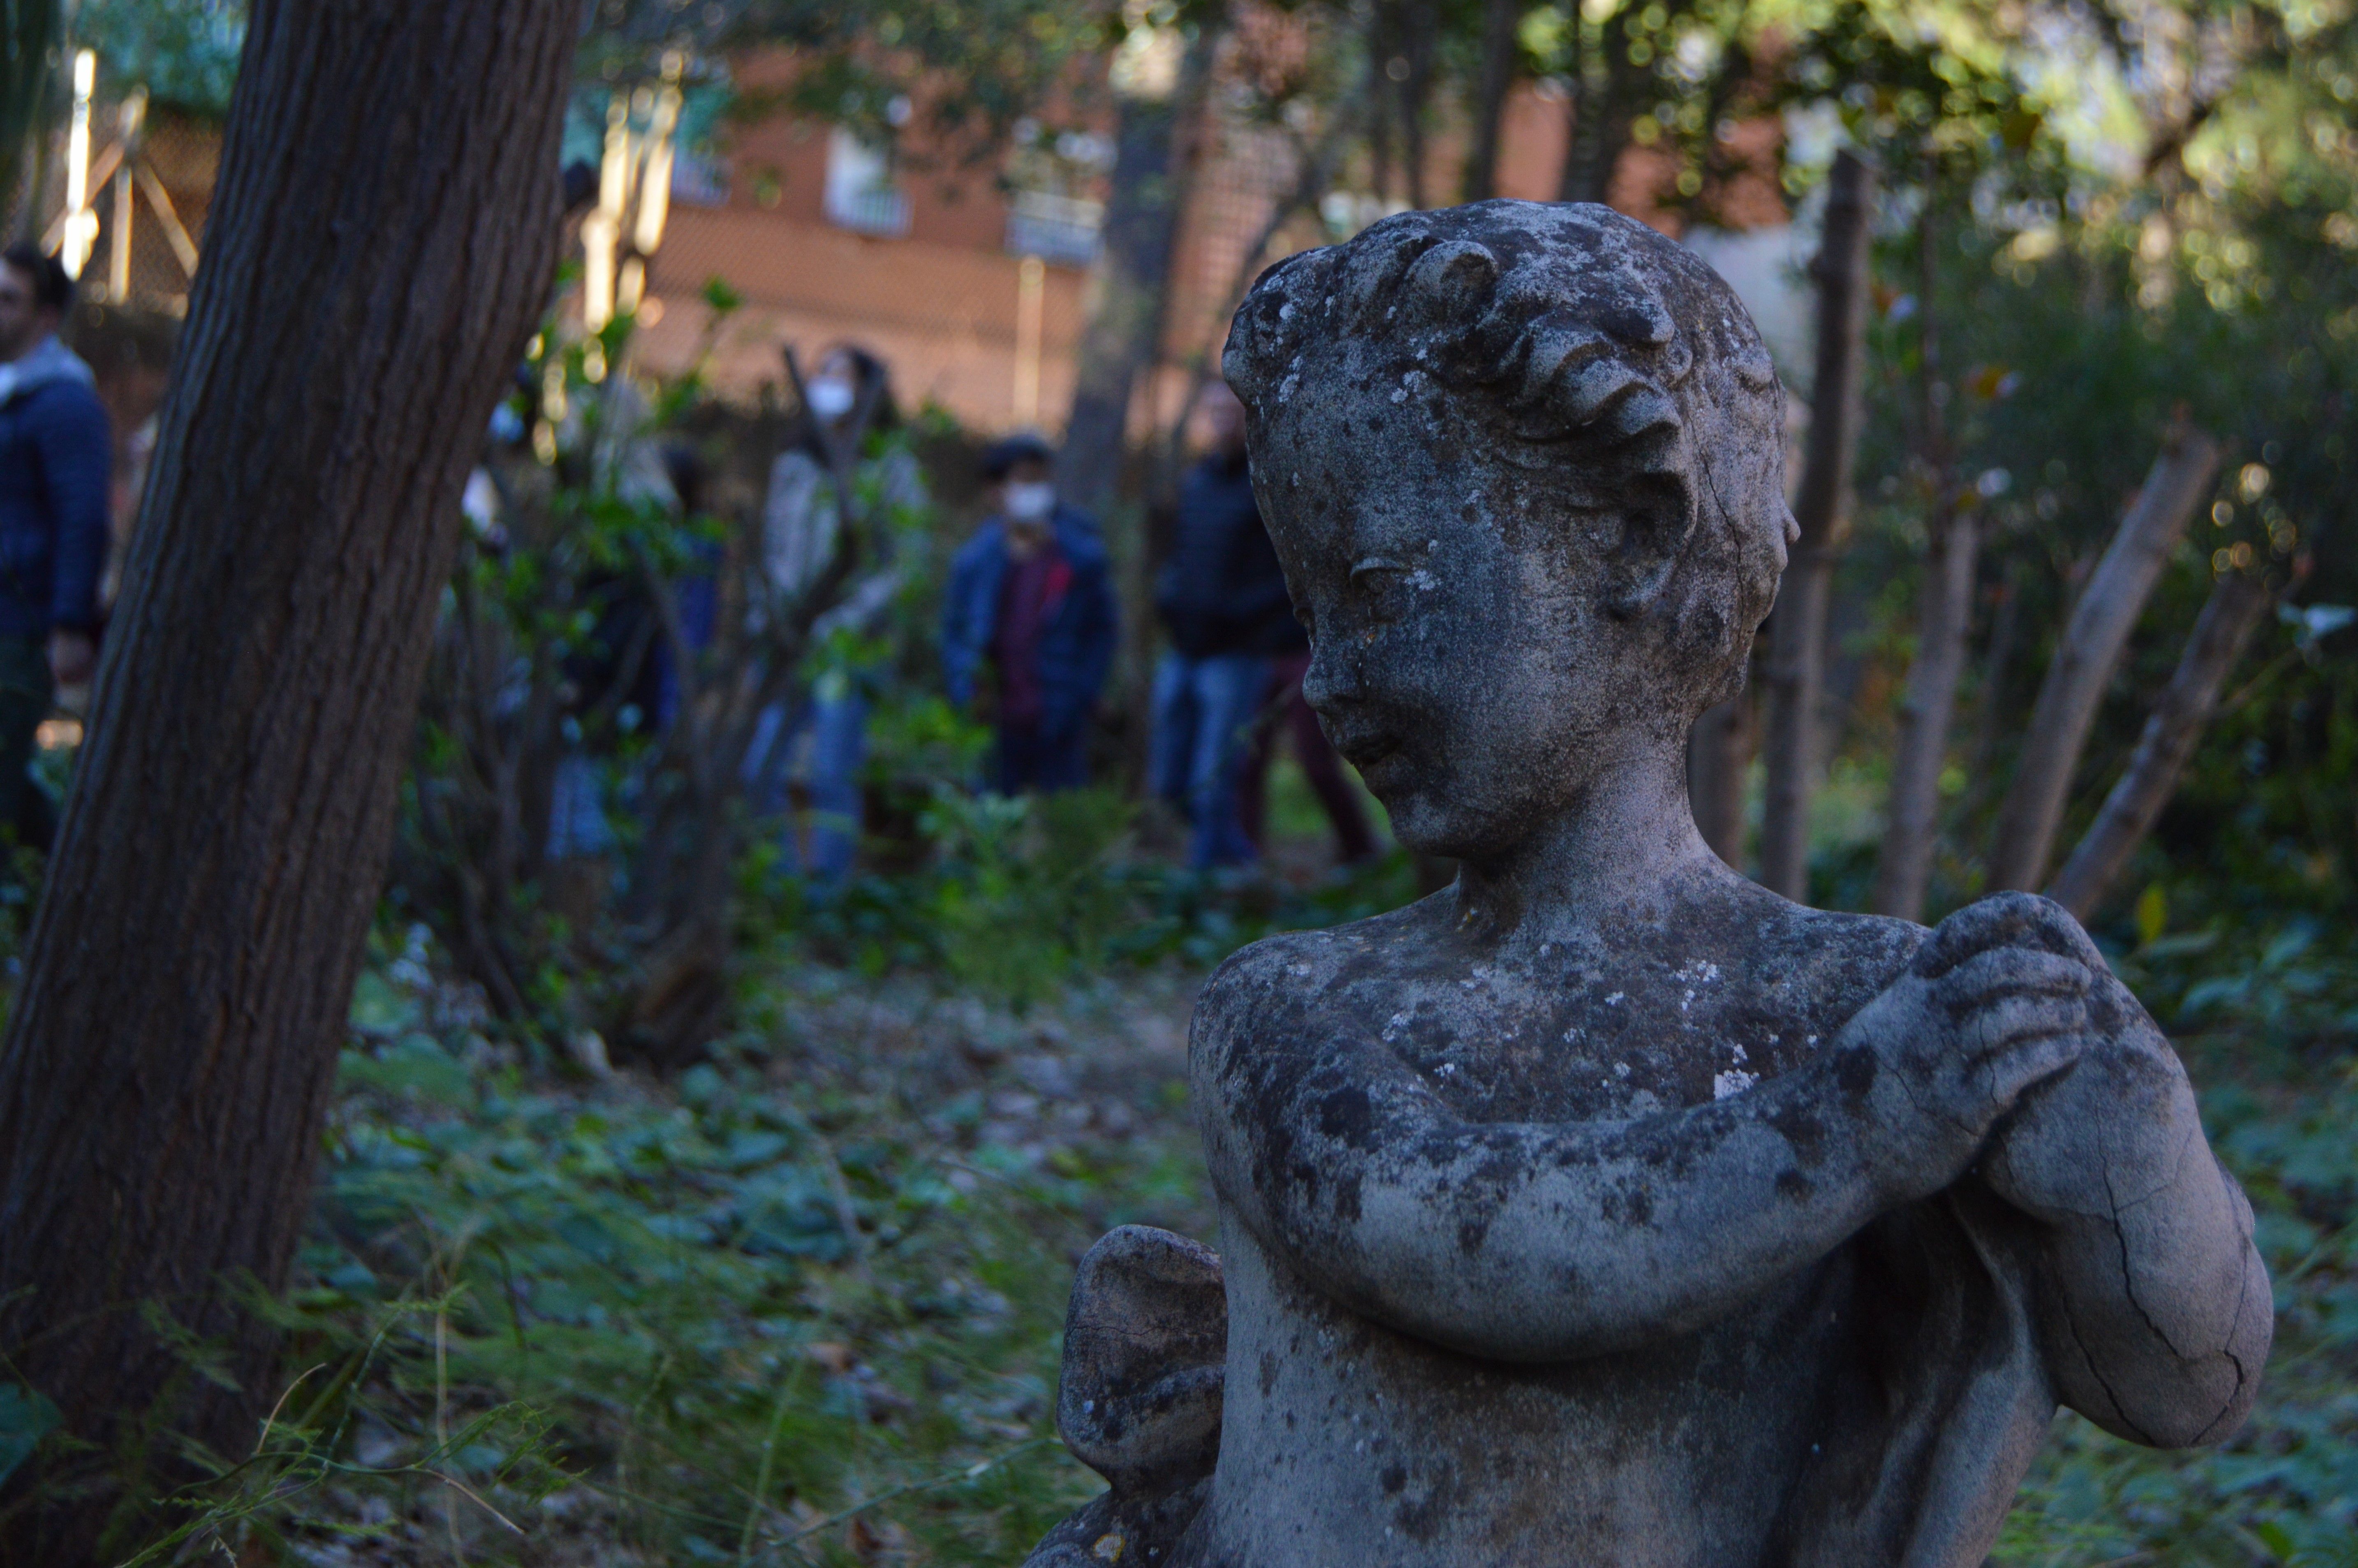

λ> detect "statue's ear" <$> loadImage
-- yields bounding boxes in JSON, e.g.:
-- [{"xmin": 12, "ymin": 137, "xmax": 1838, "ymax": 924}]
[
  {"xmin": 1600, "ymin": 405, "xmax": 1698, "ymax": 620},
  {"xmin": 1402, "ymin": 240, "xmax": 1499, "ymax": 330}
]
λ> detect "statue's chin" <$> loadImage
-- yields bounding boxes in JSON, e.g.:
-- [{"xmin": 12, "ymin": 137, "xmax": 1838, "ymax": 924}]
[{"xmin": 1382, "ymin": 798, "xmax": 1482, "ymax": 861}]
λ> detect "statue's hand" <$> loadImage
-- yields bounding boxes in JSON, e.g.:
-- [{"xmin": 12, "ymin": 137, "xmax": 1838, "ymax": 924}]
[
  {"xmin": 1979, "ymin": 963, "xmax": 2192, "ymax": 1224},
  {"xmin": 1838, "ymin": 893, "xmax": 2098, "ymax": 1202}
]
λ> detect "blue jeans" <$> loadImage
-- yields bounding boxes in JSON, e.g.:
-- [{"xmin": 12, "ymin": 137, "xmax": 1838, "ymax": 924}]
[
  {"xmin": 546, "ymin": 751, "xmax": 619, "ymax": 860},
  {"xmin": 993, "ymin": 720, "xmax": 1088, "ymax": 795},
  {"xmin": 1151, "ymin": 651, "xmax": 1270, "ymax": 869},
  {"xmin": 744, "ymin": 693, "xmax": 867, "ymax": 882}
]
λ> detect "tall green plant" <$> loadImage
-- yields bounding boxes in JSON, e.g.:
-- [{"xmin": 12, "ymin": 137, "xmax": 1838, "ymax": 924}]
[{"xmin": 0, "ymin": 0, "xmax": 59, "ymax": 233}]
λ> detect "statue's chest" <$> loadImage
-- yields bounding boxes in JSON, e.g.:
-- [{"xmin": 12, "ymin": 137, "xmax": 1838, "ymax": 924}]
[{"xmin": 1352, "ymin": 957, "xmax": 1832, "ymax": 1122}]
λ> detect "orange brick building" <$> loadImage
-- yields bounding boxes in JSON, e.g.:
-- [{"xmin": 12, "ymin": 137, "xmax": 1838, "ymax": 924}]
[
  {"xmin": 628, "ymin": 37, "xmax": 1800, "ymax": 438},
  {"xmin": 51, "ymin": 39, "xmax": 1801, "ymax": 449}
]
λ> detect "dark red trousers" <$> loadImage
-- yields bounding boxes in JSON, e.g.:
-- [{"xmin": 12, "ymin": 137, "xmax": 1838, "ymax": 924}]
[{"xmin": 1236, "ymin": 649, "xmax": 1377, "ymax": 865}]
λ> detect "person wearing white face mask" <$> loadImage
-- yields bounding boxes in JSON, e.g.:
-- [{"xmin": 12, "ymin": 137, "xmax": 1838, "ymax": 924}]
[
  {"xmin": 941, "ymin": 433, "xmax": 1118, "ymax": 793},
  {"xmin": 804, "ymin": 375, "xmax": 856, "ymax": 423},
  {"xmin": 744, "ymin": 344, "xmax": 928, "ymax": 882}
]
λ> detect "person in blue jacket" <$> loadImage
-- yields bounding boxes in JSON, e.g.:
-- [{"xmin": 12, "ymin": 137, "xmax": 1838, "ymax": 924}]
[
  {"xmin": 0, "ymin": 245, "xmax": 109, "ymax": 851},
  {"xmin": 942, "ymin": 435, "xmax": 1116, "ymax": 794}
]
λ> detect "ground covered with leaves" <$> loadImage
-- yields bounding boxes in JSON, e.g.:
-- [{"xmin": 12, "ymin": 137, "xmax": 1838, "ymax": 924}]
[
  {"xmin": 135, "ymin": 908, "xmax": 2358, "ymax": 1568},
  {"xmin": 153, "ymin": 942, "xmax": 1210, "ymax": 1566}
]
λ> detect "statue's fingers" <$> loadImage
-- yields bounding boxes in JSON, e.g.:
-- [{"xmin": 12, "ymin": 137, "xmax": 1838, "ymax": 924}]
[
  {"xmin": 1916, "ymin": 891, "xmax": 2101, "ymax": 976},
  {"xmin": 1961, "ymin": 990, "xmax": 2090, "ymax": 1065},
  {"xmin": 1915, "ymin": 891, "xmax": 2053, "ymax": 976},
  {"xmin": 1976, "ymin": 1024, "xmax": 2089, "ymax": 1106},
  {"xmin": 1935, "ymin": 947, "xmax": 2092, "ymax": 1015}
]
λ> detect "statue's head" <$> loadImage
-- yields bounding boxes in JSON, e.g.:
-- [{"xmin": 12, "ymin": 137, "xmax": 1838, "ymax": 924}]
[{"xmin": 1222, "ymin": 200, "xmax": 1794, "ymax": 858}]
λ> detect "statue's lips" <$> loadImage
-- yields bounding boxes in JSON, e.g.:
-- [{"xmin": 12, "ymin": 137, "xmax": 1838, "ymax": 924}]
[{"xmin": 1335, "ymin": 733, "xmax": 1405, "ymax": 775}]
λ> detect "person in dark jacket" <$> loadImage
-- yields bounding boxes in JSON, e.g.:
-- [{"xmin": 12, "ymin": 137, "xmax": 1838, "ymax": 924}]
[
  {"xmin": 1150, "ymin": 383, "xmax": 1294, "ymax": 868},
  {"xmin": 942, "ymin": 435, "xmax": 1117, "ymax": 793},
  {"xmin": 0, "ymin": 245, "xmax": 109, "ymax": 850},
  {"xmin": 1234, "ymin": 623, "xmax": 1379, "ymax": 868}
]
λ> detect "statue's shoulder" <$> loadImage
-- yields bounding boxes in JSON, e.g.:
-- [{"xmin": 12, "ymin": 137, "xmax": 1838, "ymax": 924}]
[
  {"xmin": 1194, "ymin": 899, "xmax": 1439, "ymax": 1044},
  {"xmin": 1738, "ymin": 896, "xmax": 1928, "ymax": 1022}
]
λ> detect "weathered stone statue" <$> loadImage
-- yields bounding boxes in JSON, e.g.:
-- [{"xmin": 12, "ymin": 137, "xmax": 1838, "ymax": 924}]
[{"xmin": 1023, "ymin": 201, "xmax": 2269, "ymax": 1568}]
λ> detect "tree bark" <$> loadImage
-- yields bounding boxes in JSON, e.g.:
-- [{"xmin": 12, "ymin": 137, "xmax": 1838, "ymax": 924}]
[
  {"xmin": 1054, "ymin": 28, "xmax": 1215, "ymax": 523},
  {"xmin": 1461, "ymin": 0, "xmax": 1522, "ymax": 201},
  {"xmin": 1393, "ymin": 0, "xmax": 1438, "ymax": 212},
  {"xmin": 1985, "ymin": 424, "xmax": 2221, "ymax": 891},
  {"xmin": 1756, "ymin": 149, "xmax": 1873, "ymax": 902},
  {"xmin": 1870, "ymin": 197, "xmax": 1977, "ymax": 922},
  {"xmin": 1686, "ymin": 690, "xmax": 1752, "ymax": 870},
  {"xmin": 1, "ymin": 0, "xmax": 60, "ymax": 234},
  {"xmin": 2046, "ymin": 571, "xmax": 2271, "ymax": 919},
  {"xmin": 1555, "ymin": 10, "xmax": 1636, "ymax": 206},
  {"xmin": 0, "ymin": 2, "xmax": 575, "ymax": 1559},
  {"xmin": 1872, "ymin": 509, "xmax": 1978, "ymax": 918},
  {"xmin": 1965, "ymin": 560, "xmax": 2021, "ymax": 802}
]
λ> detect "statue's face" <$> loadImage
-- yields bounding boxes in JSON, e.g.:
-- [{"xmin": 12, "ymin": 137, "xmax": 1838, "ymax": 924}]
[{"xmin": 1248, "ymin": 365, "xmax": 1646, "ymax": 861}]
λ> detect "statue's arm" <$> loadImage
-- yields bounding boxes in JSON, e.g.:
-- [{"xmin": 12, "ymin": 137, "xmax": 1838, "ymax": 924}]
[
  {"xmin": 1189, "ymin": 932, "xmax": 2083, "ymax": 1363},
  {"xmin": 1981, "ymin": 983, "xmax": 2272, "ymax": 1447}
]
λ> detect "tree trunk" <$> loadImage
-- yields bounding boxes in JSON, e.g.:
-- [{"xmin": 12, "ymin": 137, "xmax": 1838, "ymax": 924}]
[
  {"xmin": 1965, "ymin": 560, "xmax": 2021, "ymax": 803},
  {"xmin": 1395, "ymin": 0, "xmax": 1437, "ymax": 212},
  {"xmin": 2046, "ymin": 571, "xmax": 2271, "ymax": 918},
  {"xmin": 0, "ymin": 2, "xmax": 575, "ymax": 1559},
  {"xmin": 1686, "ymin": 689, "xmax": 1752, "ymax": 870},
  {"xmin": 1756, "ymin": 149, "xmax": 1873, "ymax": 902},
  {"xmin": 1055, "ymin": 28, "xmax": 1215, "ymax": 523},
  {"xmin": 1, "ymin": 0, "xmax": 60, "ymax": 234},
  {"xmin": 1870, "ymin": 196, "xmax": 1976, "ymax": 922},
  {"xmin": 1555, "ymin": 2, "xmax": 1650, "ymax": 207},
  {"xmin": 1872, "ymin": 508, "xmax": 1978, "ymax": 918},
  {"xmin": 1460, "ymin": 0, "xmax": 1521, "ymax": 201},
  {"xmin": 1985, "ymin": 424, "xmax": 2221, "ymax": 891}
]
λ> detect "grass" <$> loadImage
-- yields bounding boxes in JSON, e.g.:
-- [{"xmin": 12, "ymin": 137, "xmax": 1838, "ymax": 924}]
[
  {"xmin": 1995, "ymin": 1053, "xmax": 2358, "ymax": 1566},
  {"xmin": 66, "ymin": 856, "xmax": 2358, "ymax": 1566},
  {"xmin": 142, "ymin": 958, "xmax": 1213, "ymax": 1566}
]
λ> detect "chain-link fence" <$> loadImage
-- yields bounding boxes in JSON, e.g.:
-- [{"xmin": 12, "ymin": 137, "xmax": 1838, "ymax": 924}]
[{"xmin": 19, "ymin": 97, "xmax": 216, "ymax": 318}]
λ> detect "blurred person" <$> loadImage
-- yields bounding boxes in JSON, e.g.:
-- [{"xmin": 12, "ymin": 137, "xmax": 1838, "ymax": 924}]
[
  {"xmin": 1149, "ymin": 382, "xmax": 1293, "ymax": 869},
  {"xmin": 743, "ymin": 345, "xmax": 926, "ymax": 881},
  {"xmin": 0, "ymin": 244, "xmax": 109, "ymax": 852},
  {"xmin": 942, "ymin": 433, "xmax": 1116, "ymax": 793},
  {"xmin": 1235, "ymin": 653, "xmax": 1379, "ymax": 868},
  {"xmin": 541, "ymin": 362, "xmax": 683, "ymax": 906},
  {"xmin": 1233, "ymin": 495, "xmax": 1378, "ymax": 867}
]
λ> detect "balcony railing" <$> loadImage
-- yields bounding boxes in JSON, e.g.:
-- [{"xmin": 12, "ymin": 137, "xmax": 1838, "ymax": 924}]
[
  {"xmin": 671, "ymin": 153, "xmax": 729, "ymax": 208},
  {"xmin": 826, "ymin": 184, "xmax": 911, "ymax": 238},
  {"xmin": 1006, "ymin": 190, "xmax": 1103, "ymax": 267}
]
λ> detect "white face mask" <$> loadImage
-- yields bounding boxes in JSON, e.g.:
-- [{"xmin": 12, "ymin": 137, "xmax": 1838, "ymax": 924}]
[
  {"xmin": 1004, "ymin": 481, "xmax": 1056, "ymax": 523},
  {"xmin": 807, "ymin": 378, "xmax": 856, "ymax": 421}
]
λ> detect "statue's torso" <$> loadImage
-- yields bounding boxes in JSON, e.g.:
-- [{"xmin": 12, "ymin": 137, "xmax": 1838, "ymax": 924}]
[{"xmin": 1193, "ymin": 896, "xmax": 1963, "ymax": 1568}]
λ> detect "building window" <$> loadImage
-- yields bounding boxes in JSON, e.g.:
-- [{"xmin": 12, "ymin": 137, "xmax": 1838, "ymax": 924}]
[
  {"xmin": 671, "ymin": 150, "xmax": 730, "ymax": 208},
  {"xmin": 1006, "ymin": 190, "xmax": 1104, "ymax": 267},
  {"xmin": 824, "ymin": 127, "xmax": 909, "ymax": 237}
]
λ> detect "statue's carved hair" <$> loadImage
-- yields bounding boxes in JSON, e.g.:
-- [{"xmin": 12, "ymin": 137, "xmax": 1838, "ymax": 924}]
[{"xmin": 1222, "ymin": 201, "xmax": 1795, "ymax": 707}]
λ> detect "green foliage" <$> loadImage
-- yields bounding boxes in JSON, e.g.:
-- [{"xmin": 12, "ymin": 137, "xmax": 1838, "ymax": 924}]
[
  {"xmin": 576, "ymin": 0, "xmax": 1117, "ymax": 169},
  {"xmin": 0, "ymin": 0, "xmax": 58, "ymax": 225},
  {"xmin": 767, "ymin": 779, "xmax": 1426, "ymax": 1010},
  {"xmin": 119, "ymin": 931, "xmax": 1214, "ymax": 1563},
  {"xmin": 1997, "ymin": 1049, "xmax": 2358, "ymax": 1565},
  {"xmin": 81, "ymin": 881, "xmax": 2358, "ymax": 1562},
  {"xmin": 0, "ymin": 1381, "xmax": 60, "ymax": 1490},
  {"xmin": 1807, "ymin": 180, "xmax": 2358, "ymax": 925},
  {"xmin": 71, "ymin": 0, "xmax": 243, "ymax": 118}
]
